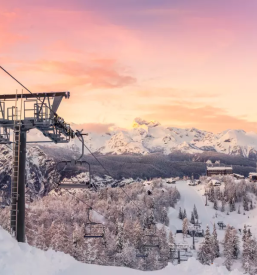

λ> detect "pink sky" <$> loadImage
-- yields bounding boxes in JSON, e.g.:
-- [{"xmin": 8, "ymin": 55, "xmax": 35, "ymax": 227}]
[{"xmin": 1, "ymin": 0, "xmax": 257, "ymax": 133}]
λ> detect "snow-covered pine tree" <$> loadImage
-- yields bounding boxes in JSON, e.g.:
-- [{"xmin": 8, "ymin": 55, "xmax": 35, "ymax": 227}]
[
  {"xmin": 190, "ymin": 212, "xmax": 195, "ymax": 224},
  {"xmin": 242, "ymin": 229, "xmax": 257, "ymax": 274},
  {"xmin": 178, "ymin": 207, "xmax": 183, "ymax": 220},
  {"xmin": 242, "ymin": 225, "xmax": 247, "ymax": 242},
  {"xmin": 169, "ymin": 231, "xmax": 175, "ymax": 261},
  {"xmin": 212, "ymin": 224, "xmax": 219, "ymax": 258},
  {"xmin": 230, "ymin": 198, "xmax": 236, "ymax": 212},
  {"xmin": 193, "ymin": 204, "xmax": 199, "ymax": 221},
  {"xmin": 133, "ymin": 222, "xmax": 143, "ymax": 250},
  {"xmin": 247, "ymin": 229, "xmax": 252, "ymax": 239},
  {"xmin": 160, "ymin": 207, "xmax": 169, "ymax": 226},
  {"xmin": 215, "ymin": 187, "xmax": 221, "ymax": 201},
  {"xmin": 183, "ymin": 209, "xmax": 187, "ymax": 219},
  {"xmin": 209, "ymin": 186, "xmax": 215, "ymax": 202},
  {"xmin": 243, "ymin": 196, "xmax": 249, "ymax": 211},
  {"xmin": 213, "ymin": 199, "xmax": 218, "ymax": 210},
  {"xmin": 116, "ymin": 222, "xmax": 124, "ymax": 253},
  {"xmin": 197, "ymin": 225, "xmax": 214, "ymax": 265},
  {"xmin": 182, "ymin": 218, "xmax": 189, "ymax": 239},
  {"xmin": 231, "ymin": 228, "xmax": 240, "ymax": 259},
  {"xmin": 223, "ymin": 226, "xmax": 234, "ymax": 271},
  {"xmin": 221, "ymin": 199, "xmax": 225, "ymax": 212},
  {"xmin": 238, "ymin": 205, "xmax": 241, "ymax": 214}
]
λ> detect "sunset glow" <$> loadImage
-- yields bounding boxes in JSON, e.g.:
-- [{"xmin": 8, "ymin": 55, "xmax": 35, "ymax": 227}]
[{"xmin": 1, "ymin": 0, "xmax": 257, "ymax": 133}]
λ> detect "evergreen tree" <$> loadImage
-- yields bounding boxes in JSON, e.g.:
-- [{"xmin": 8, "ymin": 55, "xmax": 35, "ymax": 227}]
[
  {"xmin": 243, "ymin": 196, "xmax": 249, "ymax": 211},
  {"xmin": 209, "ymin": 186, "xmax": 215, "ymax": 202},
  {"xmin": 190, "ymin": 212, "xmax": 195, "ymax": 224},
  {"xmin": 160, "ymin": 207, "xmax": 169, "ymax": 226},
  {"xmin": 169, "ymin": 231, "xmax": 175, "ymax": 261},
  {"xmin": 213, "ymin": 199, "xmax": 218, "ymax": 210},
  {"xmin": 242, "ymin": 225, "xmax": 248, "ymax": 242},
  {"xmin": 212, "ymin": 224, "xmax": 219, "ymax": 258},
  {"xmin": 250, "ymin": 200, "xmax": 253, "ymax": 210},
  {"xmin": 242, "ymin": 229, "xmax": 257, "ymax": 274},
  {"xmin": 238, "ymin": 205, "xmax": 241, "ymax": 214},
  {"xmin": 231, "ymin": 229, "xmax": 240, "ymax": 259},
  {"xmin": 230, "ymin": 198, "xmax": 236, "ymax": 212},
  {"xmin": 116, "ymin": 222, "xmax": 124, "ymax": 252},
  {"xmin": 182, "ymin": 218, "xmax": 189, "ymax": 239},
  {"xmin": 215, "ymin": 187, "xmax": 221, "ymax": 201},
  {"xmin": 197, "ymin": 226, "xmax": 214, "ymax": 265},
  {"xmin": 223, "ymin": 226, "xmax": 234, "ymax": 271},
  {"xmin": 221, "ymin": 199, "xmax": 225, "ymax": 212},
  {"xmin": 247, "ymin": 229, "xmax": 252, "ymax": 239},
  {"xmin": 193, "ymin": 204, "xmax": 198, "ymax": 221},
  {"xmin": 134, "ymin": 222, "xmax": 143, "ymax": 249},
  {"xmin": 183, "ymin": 209, "xmax": 187, "ymax": 219},
  {"xmin": 178, "ymin": 207, "xmax": 183, "ymax": 220}
]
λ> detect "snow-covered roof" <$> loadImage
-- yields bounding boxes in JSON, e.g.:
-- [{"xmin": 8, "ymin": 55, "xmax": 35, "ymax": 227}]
[
  {"xmin": 207, "ymin": 167, "xmax": 232, "ymax": 170},
  {"xmin": 249, "ymin": 172, "xmax": 257, "ymax": 176}
]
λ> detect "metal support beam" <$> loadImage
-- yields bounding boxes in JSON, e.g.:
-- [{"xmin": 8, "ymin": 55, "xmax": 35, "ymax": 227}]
[
  {"xmin": 15, "ymin": 131, "xmax": 26, "ymax": 242},
  {"xmin": 0, "ymin": 92, "xmax": 69, "ymax": 100}
]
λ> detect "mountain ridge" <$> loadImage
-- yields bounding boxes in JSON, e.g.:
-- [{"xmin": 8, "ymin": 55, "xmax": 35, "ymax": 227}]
[{"xmin": 67, "ymin": 119, "xmax": 257, "ymax": 159}]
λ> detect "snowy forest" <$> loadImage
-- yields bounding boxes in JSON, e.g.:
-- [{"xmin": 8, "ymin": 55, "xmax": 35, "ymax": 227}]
[
  {"xmin": 1, "ymin": 175, "xmax": 257, "ymax": 274},
  {"xmin": 0, "ymin": 179, "xmax": 180, "ymax": 271}
]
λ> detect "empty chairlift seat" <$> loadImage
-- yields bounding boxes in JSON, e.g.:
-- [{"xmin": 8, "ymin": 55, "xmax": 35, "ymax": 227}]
[{"xmin": 84, "ymin": 207, "xmax": 105, "ymax": 238}]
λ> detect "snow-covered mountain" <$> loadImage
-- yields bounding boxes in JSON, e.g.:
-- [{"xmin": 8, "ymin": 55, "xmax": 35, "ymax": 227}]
[{"xmin": 56, "ymin": 118, "xmax": 257, "ymax": 158}]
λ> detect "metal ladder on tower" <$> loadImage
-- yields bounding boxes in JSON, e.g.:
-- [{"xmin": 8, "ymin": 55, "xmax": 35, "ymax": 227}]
[{"xmin": 10, "ymin": 91, "xmax": 22, "ymax": 237}]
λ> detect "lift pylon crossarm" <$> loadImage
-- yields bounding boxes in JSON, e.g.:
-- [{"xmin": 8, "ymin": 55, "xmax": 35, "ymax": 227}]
[{"xmin": 0, "ymin": 92, "xmax": 70, "ymax": 100}]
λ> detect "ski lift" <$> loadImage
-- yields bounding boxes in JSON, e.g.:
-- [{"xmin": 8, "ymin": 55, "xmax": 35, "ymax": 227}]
[
  {"xmin": 56, "ymin": 131, "xmax": 97, "ymax": 190},
  {"xmin": 158, "ymin": 251, "xmax": 170, "ymax": 262},
  {"xmin": 144, "ymin": 222, "xmax": 156, "ymax": 235},
  {"xmin": 143, "ymin": 234, "xmax": 160, "ymax": 249},
  {"xmin": 84, "ymin": 207, "xmax": 105, "ymax": 238},
  {"xmin": 136, "ymin": 247, "xmax": 148, "ymax": 258}
]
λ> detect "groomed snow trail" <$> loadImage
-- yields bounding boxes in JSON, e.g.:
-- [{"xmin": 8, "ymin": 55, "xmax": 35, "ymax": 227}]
[
  {"xmin": 168, "ymin": 181, "xmax": 213, "ymax": 232},
  {"xmin": 0, "ymin": 226, "xmax": 243, "ymax": 275}
]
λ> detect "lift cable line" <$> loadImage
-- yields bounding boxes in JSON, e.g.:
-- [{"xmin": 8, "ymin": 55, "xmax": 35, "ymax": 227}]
[
  {"xmin": 0, "ymin": 66, "xmax": 148, "ymax": 242},
  {"xmin": 1, "ymin": 66, "xmax": 145, "ymax": 214},
  {"xmin": 82, "ymin": 142, "xmax": 148, "ymax": 214},
  {"xmin": 0, "ymin": 66, "xmax": 77, "ymax": 242}
]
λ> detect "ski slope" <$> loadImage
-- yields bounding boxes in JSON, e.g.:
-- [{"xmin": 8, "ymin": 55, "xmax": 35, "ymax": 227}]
[
  {"xmin": 168, "ymin": 180, "xmax": 257, "ymax": 233},
  {"xmin": 169, "ymin": 181, "xmax": 212, "ymax": 230},
  {"xmin": 0, "ymin": 226, "xmax": 242, "ymax": 275}
]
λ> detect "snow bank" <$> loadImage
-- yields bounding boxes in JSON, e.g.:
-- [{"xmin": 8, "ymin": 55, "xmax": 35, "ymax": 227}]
[{"xmin": 0, "ymin": 227, "xmax": 243, "ymax": 275}]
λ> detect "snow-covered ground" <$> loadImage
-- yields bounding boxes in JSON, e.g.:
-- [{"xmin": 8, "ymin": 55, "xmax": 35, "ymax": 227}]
[
  {"xmin": 0, "ymin": 226, "xmax": 242, "ymax": 275},
  {"xmin": 166, "ymin": 180, "xmax": 257, "ymax": 272},
  {"xmin": 168, "ymin": 180, "xmax": 257, "ymax": 232}
]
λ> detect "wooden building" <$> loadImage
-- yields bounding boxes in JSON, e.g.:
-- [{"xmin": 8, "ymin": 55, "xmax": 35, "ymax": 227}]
[
  {"xmin": 206, "ymin": 166, "xmax": 233, "ymax": 176},
  {"xmin": 249, "ymin": 172, "xmax": 257, "ymax": 182}
]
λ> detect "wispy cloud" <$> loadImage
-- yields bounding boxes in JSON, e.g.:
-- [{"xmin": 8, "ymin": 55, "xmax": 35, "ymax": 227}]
[
  {"xmin": 16, "ymin": 59, "xmax": 136, "ymax": 90},
  {"xmin": 139, "ymin": 103, "xmax": 257, "ymax": 133}
]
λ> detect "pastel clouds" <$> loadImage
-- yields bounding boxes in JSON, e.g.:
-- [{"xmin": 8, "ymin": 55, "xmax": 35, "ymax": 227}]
[{"xmin": 0, "ymin": 0, "xmax": 257, "ymax": 132}]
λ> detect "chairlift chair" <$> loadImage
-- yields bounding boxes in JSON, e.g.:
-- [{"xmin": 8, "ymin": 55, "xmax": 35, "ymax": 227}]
[
  {"xmin": 158, "ymin": 252, "xmax": 170, "ymax": 262},
  {"xmin": 84, "ymin": 207, "xmax": 105, "ymax": 238},
  {"xmin": 56, "ymin": 130, "xmax": 97, "ymax": 190},
  {"xmin": 143, "ymin": 234, "xmax": 160, "ymax": 249},
  {"xmin": 144, "ymin": 222, "xmax": 157, "ymax": 235},
  {"xmin": 136, "ymin": 247, "xmax": 149, "ymax": 258}
]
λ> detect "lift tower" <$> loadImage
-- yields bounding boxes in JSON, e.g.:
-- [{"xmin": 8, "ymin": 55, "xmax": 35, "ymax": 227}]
[{"xmin": 0, "ymin": 91, "xmax": 74, "ymax": 242}]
